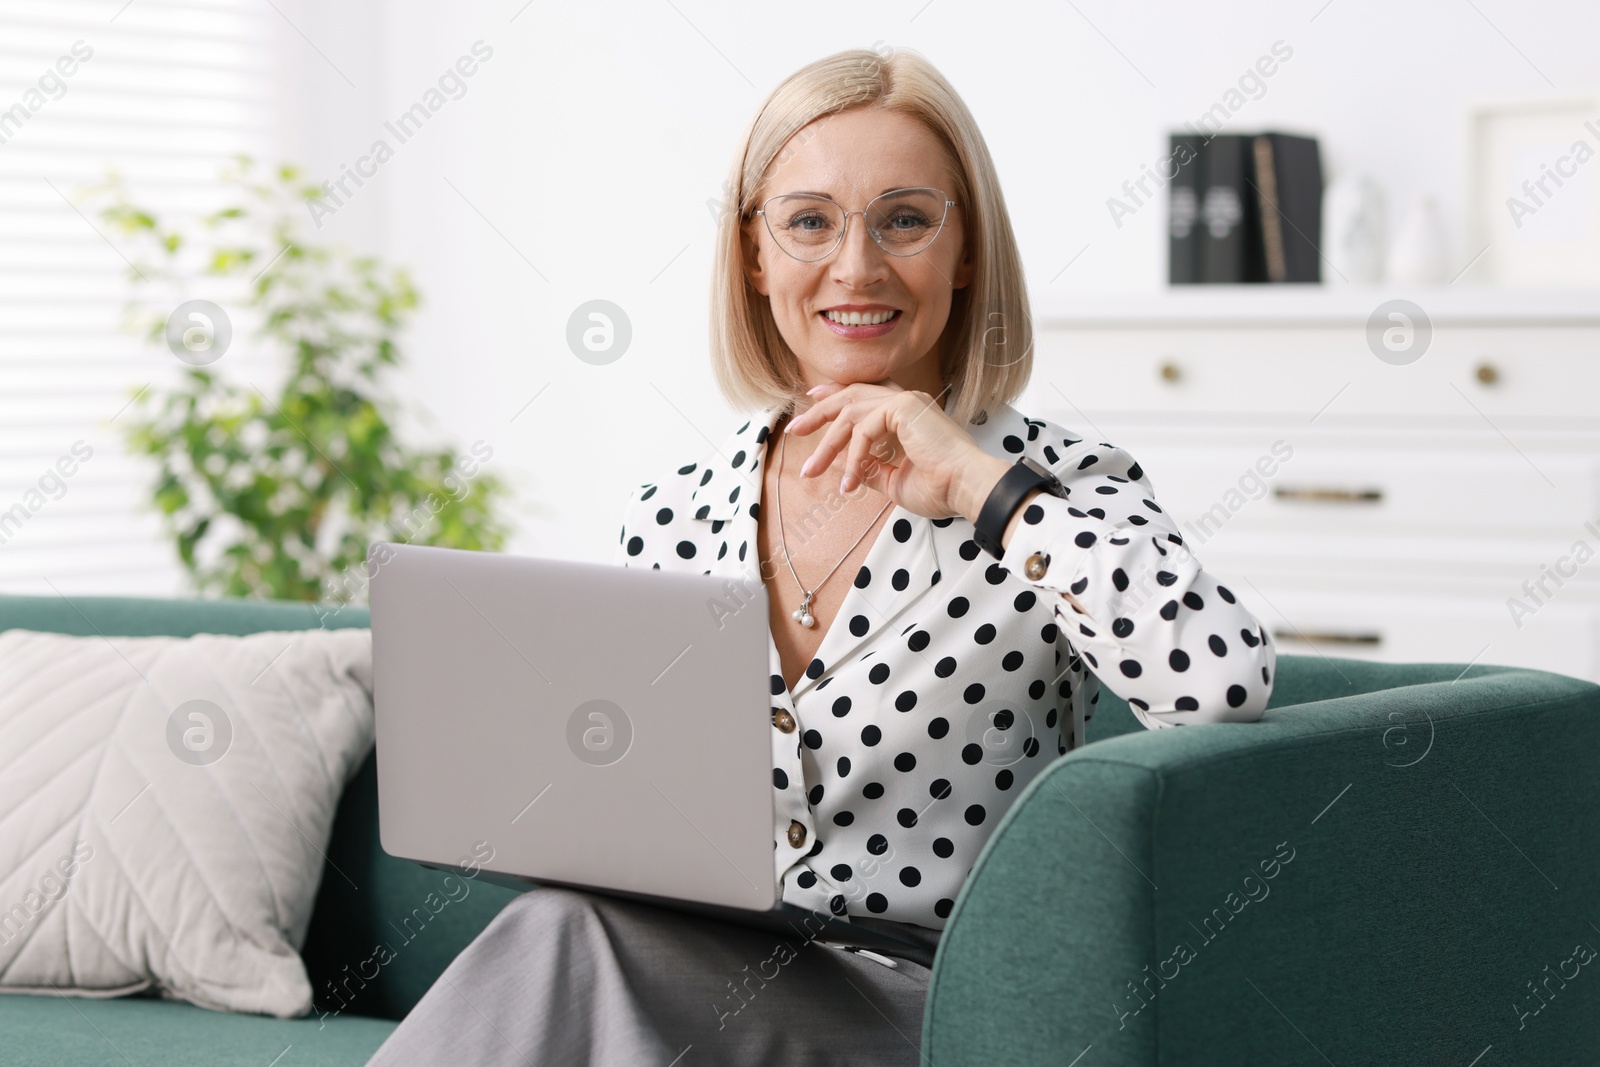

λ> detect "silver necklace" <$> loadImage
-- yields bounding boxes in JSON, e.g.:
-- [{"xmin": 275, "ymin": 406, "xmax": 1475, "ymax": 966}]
[{"xmin": 773, "ymin": 413, "xmax": 894, "ymax": 628}]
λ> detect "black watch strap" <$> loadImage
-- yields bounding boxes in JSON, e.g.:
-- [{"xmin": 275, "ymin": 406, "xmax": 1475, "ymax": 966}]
[{"xmin": 973, "ymin": 457, "xmax": 1066, "ymax": 560}]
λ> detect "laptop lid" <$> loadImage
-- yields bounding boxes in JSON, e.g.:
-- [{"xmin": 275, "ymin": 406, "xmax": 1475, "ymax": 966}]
[{"xmin": 369, "ymin": 542, "xmax": 775, "ymax": 912}]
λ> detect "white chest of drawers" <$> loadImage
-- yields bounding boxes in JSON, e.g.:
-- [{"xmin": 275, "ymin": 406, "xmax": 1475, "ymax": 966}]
[{"xmin": 1022, "ymin": 286, "xmax": 1600, "ymax": 683}]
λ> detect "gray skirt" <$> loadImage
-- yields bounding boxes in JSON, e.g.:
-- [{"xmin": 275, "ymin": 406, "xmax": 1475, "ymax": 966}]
[{"xmin": 363, "ymin": 886, "xmax": 943, "ymax": 1066}]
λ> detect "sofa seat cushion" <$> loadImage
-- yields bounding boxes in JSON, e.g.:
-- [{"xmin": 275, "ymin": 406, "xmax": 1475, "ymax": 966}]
[{"xmin": 0, "ymin": 993, "xmax": 396, "ymax": 1066}]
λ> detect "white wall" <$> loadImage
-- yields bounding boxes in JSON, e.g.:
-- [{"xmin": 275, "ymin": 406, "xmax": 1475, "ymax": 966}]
[{"xmin": 278, "ymin": 0, "xmax": 1600, "ymax": 567}]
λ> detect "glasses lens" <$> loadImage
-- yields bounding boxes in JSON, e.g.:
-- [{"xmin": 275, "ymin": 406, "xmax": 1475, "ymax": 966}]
[
  {"xmin": 763, "ymin": 195, "xmax": 846, "ymax": 260},
  {"xmin": 867, "ymin": 188, "xmax": 948, "ymax": 256}
]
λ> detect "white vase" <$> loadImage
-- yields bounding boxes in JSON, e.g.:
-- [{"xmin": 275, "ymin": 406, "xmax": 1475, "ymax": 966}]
[
  {"xmin": 1323, "ymin": 175, "xmax": 1387, "ymax": 285},
  {"xmin": 1387, "ymin": 196, "xmax": 1451, "ymax": 285}
]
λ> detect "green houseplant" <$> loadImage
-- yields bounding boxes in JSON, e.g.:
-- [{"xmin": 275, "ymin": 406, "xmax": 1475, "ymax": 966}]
[{"xmin": 92, "ymin": 155, "xmax": 514, "ymax": 604}]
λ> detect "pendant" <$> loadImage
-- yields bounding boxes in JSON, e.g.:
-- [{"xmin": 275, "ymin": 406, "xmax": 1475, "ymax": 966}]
[{"xmin": 792, "ymin": 595, "xmax": 816, "ymax": 628}]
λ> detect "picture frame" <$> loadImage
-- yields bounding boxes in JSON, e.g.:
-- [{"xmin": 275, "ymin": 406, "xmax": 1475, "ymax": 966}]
[{"xmin": 1466, "ymin": 95, "xmax": 1600, "ymax": 286}]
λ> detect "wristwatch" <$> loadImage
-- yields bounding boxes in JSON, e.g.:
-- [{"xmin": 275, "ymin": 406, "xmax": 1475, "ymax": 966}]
[{"xmin": 973, "ymin": 456, "xmax": 1068, "ymax": 560}]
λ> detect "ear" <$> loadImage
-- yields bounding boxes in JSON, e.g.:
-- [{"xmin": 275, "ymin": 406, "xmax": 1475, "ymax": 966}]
[{"xmin": 741, "ymin": 219, "xmax": 769, "ymax": 297}]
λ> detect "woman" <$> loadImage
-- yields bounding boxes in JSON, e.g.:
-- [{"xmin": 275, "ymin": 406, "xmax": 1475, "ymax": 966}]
[{"xmin": 367, "ymin": 46, "xmax": 1275, "ymax": 1067}]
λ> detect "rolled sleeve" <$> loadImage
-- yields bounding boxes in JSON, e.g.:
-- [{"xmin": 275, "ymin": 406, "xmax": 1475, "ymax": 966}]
[{"xmin": 997, "ymin": 438, "xmax": 1276, "ymax": 728}]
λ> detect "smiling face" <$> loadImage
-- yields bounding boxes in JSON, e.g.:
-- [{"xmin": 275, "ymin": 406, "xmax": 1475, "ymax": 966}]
[{"xmin": 741, "ymin": 106, "xmax": 975, "ymax": 398}]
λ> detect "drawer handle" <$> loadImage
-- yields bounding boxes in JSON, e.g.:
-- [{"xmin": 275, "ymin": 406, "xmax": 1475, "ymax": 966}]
[
  {"xmin": 1272, "ymin": 628, "xmax": 1382, "ymax": 646},
  {"xmin": 1475, "ymin": 361, "xmax": 1499, "ymax": 385},
  {"xmin": 1272, "ymin": 486, "xmax": 1384, "ymax": 504},
  {"xmin": 1158, "ymin": 360, "xmax": 1181, "ymax": 382}
]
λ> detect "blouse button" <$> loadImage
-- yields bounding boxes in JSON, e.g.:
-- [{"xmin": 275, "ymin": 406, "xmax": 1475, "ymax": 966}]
[
  {"xmin": 787, "ymin": 820, "xmax": 807, "ymax": 848},
  {"xmin": 772, "ymin": 708, "xmax": 796, "ymax": 733},
  {"xmin": 1024, "ymin": 552, "xmax": 1050, "ymax": 581}
]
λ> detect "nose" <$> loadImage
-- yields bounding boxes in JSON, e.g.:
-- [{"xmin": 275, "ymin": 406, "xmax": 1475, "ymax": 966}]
[{"xmin": 830, "ymin": 209, "xmax": 888, "ymax": 285}]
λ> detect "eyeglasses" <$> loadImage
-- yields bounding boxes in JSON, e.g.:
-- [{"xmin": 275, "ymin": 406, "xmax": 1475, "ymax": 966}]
[{"xmin": 754, "ymin": 187, "xmax": 956, "ymax": 262}]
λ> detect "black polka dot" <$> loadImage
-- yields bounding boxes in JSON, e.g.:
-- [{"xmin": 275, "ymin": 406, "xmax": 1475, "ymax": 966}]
[
  {"xmin": 1120, "ymin": 659, "xmax": 1142, "ymax": 678},
  {"xmin": 802, "ymin": 729, "xmax": 822, "ymax": 750},
  {"xmin": 895, "ymin": 690, "xmax": 918, "ymax": 712},
  {"xmin": 932, "ymin": 837, "xmax": 954, "ymax": 858},
  {"xmin": 893, "ymin": 752, "xmax": 917, "ymax": 772},
  {"xmin": 897, "ymin": 808, "xmax": 918, "ymax": 828},
  {"xmin": 934, "ymin": 898, "xmax": 954, "ymax": 919},
  {"xmin": 831, "ymin": 863, "xmax": 853, "ymax": 882},
  {"xmin": 899, "ymin": 866, "xmax": 922, "ymax": 887},
  {"xmin": 1208, "ymin": 635, "xmax": 1228, "ymax": 656},
  {"xmin": 860, "ymin": 725, "xmax": 881, "ymax": 746},
  {"xmin": 964, "ymin": 805, "xmax": 986, "ymax": 826},
  {"xmin": 773, "ymin": 768, "xmax": 788, "ymax": 789},
  {"xmin": 863, "ymin": 782, "xmax": 885, "ymax": 799},
  {"xmin": 866, "ymin": 893, "xmax": 888, "ymax": 913},
  {"xmin": 928, "ymin": 778, "xmax": 951, "ymax": 799},
  {"xmin": 927, "ymin": 717, "xmax": 949, "ymax": 739},
  {"xmin": 1227, "ymin": 684, "xmax": 1248, "ymax": 707},
  {"xmin": 832, "ymin": 696, "xmax": 852, "ymax": 717},
  {"xmin": 866, "ymin": 834, "xmax": 889, "ymax": 855},
  {"xmin": 1169, "ymin": 649, "xmax": 1190, "ymax": 672}
]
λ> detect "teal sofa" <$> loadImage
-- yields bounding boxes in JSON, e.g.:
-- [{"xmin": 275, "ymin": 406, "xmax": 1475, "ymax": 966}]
[{"xmin": 1, "ymin": 593, "xmax": 1595, "ymax": 1065}]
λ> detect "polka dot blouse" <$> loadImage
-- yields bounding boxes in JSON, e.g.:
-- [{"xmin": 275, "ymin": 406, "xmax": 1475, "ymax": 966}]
[{"xmin": 613, "ymin": 398, "xmax": 1276, "ymax": 930}]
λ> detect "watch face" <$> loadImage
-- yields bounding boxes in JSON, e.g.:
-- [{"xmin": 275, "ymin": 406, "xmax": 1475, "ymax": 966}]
[{"xmin": 1022, "ymin": 456, "xmax": 1066, "ymax": 495}]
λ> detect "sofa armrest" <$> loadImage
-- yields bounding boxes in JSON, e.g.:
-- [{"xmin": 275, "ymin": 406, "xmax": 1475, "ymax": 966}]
[{"xmin": 923, "ymin": 659, "xmax": 1600, "ymax": 1066}]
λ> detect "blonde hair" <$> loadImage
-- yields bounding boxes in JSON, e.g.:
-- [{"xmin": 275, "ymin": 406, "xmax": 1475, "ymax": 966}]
[{"xmin": 709, "ymin": 46, "xmax": 1032, "ymax": 428}]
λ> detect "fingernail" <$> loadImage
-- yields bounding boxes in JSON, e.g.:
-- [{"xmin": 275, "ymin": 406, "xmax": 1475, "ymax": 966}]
[{"xmin": 806, "ymin": 384, "xmax": 826, "ymax": 396}]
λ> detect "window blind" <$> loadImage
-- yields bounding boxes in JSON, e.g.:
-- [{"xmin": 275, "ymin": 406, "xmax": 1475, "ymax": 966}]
[{"xmin": 0, "ymin": 0, "xmax": 280, "ymax": 594}]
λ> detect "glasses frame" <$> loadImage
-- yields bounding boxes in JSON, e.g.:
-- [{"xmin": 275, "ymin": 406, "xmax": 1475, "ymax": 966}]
[{"xmin": 753, "ymin": 187, "xmax": 957, "ymax": 263}]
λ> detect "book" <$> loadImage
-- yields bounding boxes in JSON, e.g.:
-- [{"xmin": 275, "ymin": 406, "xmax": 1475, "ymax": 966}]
[
  {"xmin": 1196, "ymin": 134, "xmax": 1263, "ymax": 283},
  {"xmin": 1251, "ymin": 132, "xmax": 1323, "ymax": 282},
  {"xmin": 1171, "ymin": 130, "xmax": 1324, "ymax": 283},
  {"xmin": 1166, "ymin": 133, "xmax": 1206, "ymax": 284}
]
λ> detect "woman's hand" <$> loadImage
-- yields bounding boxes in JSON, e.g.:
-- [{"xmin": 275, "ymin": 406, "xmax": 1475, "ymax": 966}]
[{"xmin": 784, "ymin": 379, "xmax": 1012, "ymax": 523}]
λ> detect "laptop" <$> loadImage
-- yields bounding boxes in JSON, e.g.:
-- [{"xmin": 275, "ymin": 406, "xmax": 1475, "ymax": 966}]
[{"xmin": 368, "ymin": 541, "xmax": 922, "ymax": 953}]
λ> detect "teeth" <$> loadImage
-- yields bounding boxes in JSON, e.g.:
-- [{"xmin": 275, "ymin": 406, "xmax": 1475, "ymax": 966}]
[{"xmin": 824, "ymin": 309, "xmax": 896, "ymax": 326}]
